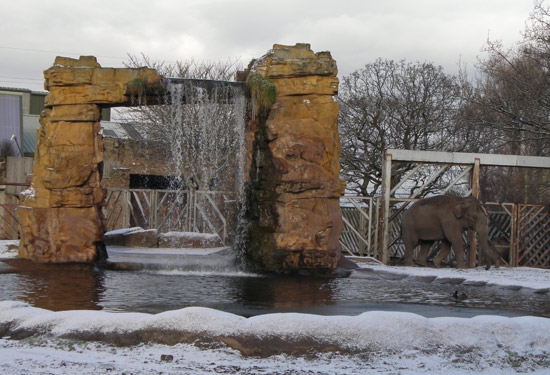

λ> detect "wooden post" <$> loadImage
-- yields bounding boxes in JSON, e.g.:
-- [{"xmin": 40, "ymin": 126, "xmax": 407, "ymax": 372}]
[
  {"xmin": 469, "ymin": 158, "xmax": 480, "ymax": 268},
  {"xmin": 378, "ymin": 151, "xmax": 392, "ymax": 264},
  {"xmin": 468, "ymin": 158, "xmax": 481, "ymax": 268},
  {"xmin": 511, "ymin": 203, "xmax": 519, "ymax": 266},
  {"xmin": 123, "ymin": 189, "xmax": 130, "ymax": 228}
]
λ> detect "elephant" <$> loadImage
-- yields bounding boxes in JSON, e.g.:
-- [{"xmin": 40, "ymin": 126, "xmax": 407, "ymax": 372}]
[{"xmin": 400, "ymin": 195, "xmax": 498, "ymax": 268}]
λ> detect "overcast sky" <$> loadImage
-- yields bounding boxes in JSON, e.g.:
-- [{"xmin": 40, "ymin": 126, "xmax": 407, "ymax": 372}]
[{"xmin": 0, "ymin": 0, "xmax": 536, "ymax": 92}]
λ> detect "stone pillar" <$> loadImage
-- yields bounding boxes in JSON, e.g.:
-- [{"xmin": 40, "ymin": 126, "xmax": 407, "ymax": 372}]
[
  {"xmin": 18, "ymin": 56, "xmax": 162, "ymax": 262},
  {"xmin": 245, "ymin": 44, "xmax": 343, "ymax": 274}
]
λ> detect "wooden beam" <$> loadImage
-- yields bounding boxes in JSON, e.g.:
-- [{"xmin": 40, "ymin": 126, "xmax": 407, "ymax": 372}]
[{"xmin": 386, "ymin": 149, "xmax": 550, "ymax": 169}]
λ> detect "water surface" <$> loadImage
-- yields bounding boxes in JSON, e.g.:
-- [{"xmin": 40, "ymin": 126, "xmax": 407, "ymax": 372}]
[{"xmin": 1, "ymin": 257, "xmax": 549, "ymax": 318}]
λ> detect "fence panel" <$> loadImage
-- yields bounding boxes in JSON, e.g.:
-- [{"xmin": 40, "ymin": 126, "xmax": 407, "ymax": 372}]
[
  {"xmin": 103, "ymin": 189, "xmax": 234, "ymax": 244},
  {"xmin": 0, "ymin": 204, "xmax": 19, "ymax": 240},
  {"xmin": 339, "ymin": 197, "xmax": 375, "ymax": 256},
  {"xmin": 517, "ymin": 204, "xmax": 550, "ymax": 267},
  {"xmin": 339, "ymin": 197, "xmax": 550, "ymax": 268},
  {"xmin": 5, "ymin": 157, "xmax": 34, "ymax": 195},
  {"xmin": 484, "ymin": 203, "xmax": 514, "ymax": 266},
  {"xmin": 104, "ymin": 189, "xmax": 128, "ymax": 232}
]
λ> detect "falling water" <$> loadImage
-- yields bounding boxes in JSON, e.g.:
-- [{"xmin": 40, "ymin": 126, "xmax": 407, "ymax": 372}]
[
  {"xmin": 163, "ymin": 78, "xmax": 248, "ymax": 241},
  {"xmin": 164, "ymin": 78, "xmax": 247, "ymax": 194}
]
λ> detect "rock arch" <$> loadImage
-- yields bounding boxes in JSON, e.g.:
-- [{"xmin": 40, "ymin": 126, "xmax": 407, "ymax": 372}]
[
  {"xmin": 18, "ymin": 55, "xmax": 163, "ymax": 262},
  {"xmin": 18, "ymin": 44, "xmax": 344, "ymax": 274}
]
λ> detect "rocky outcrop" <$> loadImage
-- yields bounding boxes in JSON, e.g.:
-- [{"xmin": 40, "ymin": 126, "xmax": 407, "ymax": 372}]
[
  {"xmin": 104, "ymin": 228, "xmax": 159, "ymax": 248},
  {"xmin": 18, "ymin": 56, "xmax": 162, "ymax": 263},
  {"xmin": 244, "ymin": 44, "xmax": 344, "ymax": 274}
]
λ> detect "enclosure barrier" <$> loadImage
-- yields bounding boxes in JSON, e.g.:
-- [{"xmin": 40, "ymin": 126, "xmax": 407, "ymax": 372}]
[
  {"xmin": 339, "ymin": 196, "xmax": 550, "ymax": 268},
  {"xmin": 104, "ymin": 188, "xmax": 236, "ymax": 244},
  {"xmin": 1, "ymin": 186, "xmax": 547, "ymax": 266}
]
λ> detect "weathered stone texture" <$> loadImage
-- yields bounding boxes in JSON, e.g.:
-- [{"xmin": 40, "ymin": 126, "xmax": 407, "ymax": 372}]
[
  {"xmin": 18, "ymin": 206, "xmax": 104, "ymax": 263},
  {"xmin": 246, "ymin": 43, "xmax": 343, "ymax": 274},
  {"xmin": 18, "ymin": 56, "xmax": 163, "ymax": 263},
  {"xmin": 105, "ymin": 229, "xmax": 159, "ymax": 248}
]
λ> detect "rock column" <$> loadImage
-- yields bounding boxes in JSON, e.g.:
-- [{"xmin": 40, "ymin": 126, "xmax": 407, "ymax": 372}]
[
  {"xmin": 18, "ymin": 56, "xmax": 162, "ymax": 262},
  {"xmin": 245, "ymin": 44, "xmax": 344, "ymax": 274}
]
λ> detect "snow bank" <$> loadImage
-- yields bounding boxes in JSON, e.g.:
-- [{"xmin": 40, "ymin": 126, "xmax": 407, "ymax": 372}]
[
  {"xmin": 1, "ymin": 300, "xmax": 549, "ymax": 359},
  {"xmin": 104, "ymin": 227, "xmax": 149, "ymax": 236},
  {"xmin": 357, "ymin": 259, "xmax": 550, "ymax": 291},
  {"xmin": 159, "ymin": 231, "xmax": 219, "ymax": 240}
]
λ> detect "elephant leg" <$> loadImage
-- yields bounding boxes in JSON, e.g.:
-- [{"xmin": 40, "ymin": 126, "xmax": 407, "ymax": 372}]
[
  {"xmin": 402, "ymin": 231, "xmax": 417, "ymax": 267},
  {"xmin": 416, "ymin": 241, "xmax": 433, "ymax": 266},
  {"xmin": 433, "ymin": 240, "xmax": 451, "ymax": 267},
  {"xmin": 452, "ymin": 239, "xmax": 466, "ymax": 268},
  {"xmin": 443, "ymin": 226, "xmax": 466, "ymax": 268},
  {"xmin": 482, "ymin": 246, "xmax": 499, "ymax": 269},
  {"xmin": 404, "ymin": 243, "xmax": 414, "ymax": 266}
]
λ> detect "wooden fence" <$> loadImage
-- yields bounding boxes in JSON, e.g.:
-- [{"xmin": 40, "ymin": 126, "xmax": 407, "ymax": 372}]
[
  {"xmin": 1, "ymin": 183, "xmax": 548, "ymax": 267},
  {"xmin": 103, "ymin": 188, "xmax": 237, "ymax": 244},
  {"xmin": 339, "ymin": 197, "xmax": 550, "ymax": 268}
]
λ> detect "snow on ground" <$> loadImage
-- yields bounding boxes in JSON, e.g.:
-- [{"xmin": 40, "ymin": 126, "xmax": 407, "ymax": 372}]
[
  {"xmin": 0, "ymin": 240, "xmax": 18, "ymax": 259},
  {"xmin": 1, "ymin": 300, "xmax": 550, "ymax": 374},
  {"xmin": 354, "ymin": 257, "xmax": 550, "ymax": 291},
  {"xmin": 1, "ymin": 242, "xmax": 550, "ymax": 374}
]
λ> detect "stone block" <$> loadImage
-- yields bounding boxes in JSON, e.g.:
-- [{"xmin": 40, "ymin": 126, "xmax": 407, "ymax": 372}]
[
  {"xmin": 20, "ymin": 186, "xmax": 106, "ymax": 209},
  {"xmin": 53, "ymin": 56, "xmax": 101, "ymax": 68},
  {"xmin": 256, "ymin": 44, "xmax": 338, "ymax": 78},
  {"xmin": 274, "ymin": 198, "xmax": 342, "ymax": 250},
  {"xmin": 18, "ymin": 206, "xmax": 104, "ymax": 263},
  {"xmin": 49, "ymin": 105, "xmax": 101, "ymax": 122},
  {"xmin": 245, "ymin": 43, "xmax": 343, "ymax": 274},
  {"xmin": 44, "ymin": 67, "xmax": 95, "ymax": 88},
  {"xmin": 31, "ymin": 119, "xmax": 104, "ymax": 189},
  {"xmin": 19, "ymin": 55, "xmax": 166, "ymax": 264},
  {"xmin": 91, "ymin": 67, "xmax": 162, "ymax": 86},
  {"xmin": 270, "ymin": 76, "xmax": 339, "ymax": 96},
  {"xmin": 45, "ymin": 85, "xmax": 128, "ymax": 106},
  {"xmin": 104, "ymin": 228, "xmax": 159, "ymax": 248}
]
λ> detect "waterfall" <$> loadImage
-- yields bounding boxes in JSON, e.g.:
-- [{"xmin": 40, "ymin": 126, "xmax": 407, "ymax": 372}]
[
  {"xmin": 160, "ymin": 78, "xmax": 248, "ymax": 242},
  {"xmin": 164, "ymin": 78, "xmax": 247, "ymax": 195}
]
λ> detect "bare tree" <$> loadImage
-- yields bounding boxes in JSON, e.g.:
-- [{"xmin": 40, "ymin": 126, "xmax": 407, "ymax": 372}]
[
  {"xmin": 118, "ymin": 55, "xmax": 245, "ymax": 192},
  {"xmin": 460, "ymin": 0, "xmax": 550, "ymax": 203},
  {"xmin": 338, "ymin": 59, "xmax": 465, "ymax": 197}
]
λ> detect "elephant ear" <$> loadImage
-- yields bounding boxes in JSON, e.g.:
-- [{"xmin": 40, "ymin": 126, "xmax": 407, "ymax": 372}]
[{"xmin": 452, "ymin": 203, "xmax": 465, "ymax": 219}]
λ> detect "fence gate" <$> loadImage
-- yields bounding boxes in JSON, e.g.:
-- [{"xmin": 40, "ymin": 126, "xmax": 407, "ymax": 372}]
[{"xmin": 339, "ymin": 196, "xmax": 376, "ymax": 257}]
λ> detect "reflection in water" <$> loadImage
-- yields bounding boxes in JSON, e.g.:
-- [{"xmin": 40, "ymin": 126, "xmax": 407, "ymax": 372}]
[
  {"xmin": 1, "ymin": 260, "xmax": 549, "ymax": 318},
  {"xmin": 1, "ymin": 259, "xmax": 104, "ymax": 311},
  {"xmin": 234, "ymin": 276, "xmax": 336, "ymax": 311}
]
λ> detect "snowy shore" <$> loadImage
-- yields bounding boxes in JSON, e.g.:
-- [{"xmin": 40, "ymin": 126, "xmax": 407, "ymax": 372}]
[{"xmin": 1, "ymin": 243, "xmax": 550, "ymax": 374}]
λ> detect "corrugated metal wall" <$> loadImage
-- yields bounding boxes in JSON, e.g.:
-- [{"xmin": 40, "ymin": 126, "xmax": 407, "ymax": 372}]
[{"xmin": 0, "ymin": 94, "xmax": 23, "ymax": 156}]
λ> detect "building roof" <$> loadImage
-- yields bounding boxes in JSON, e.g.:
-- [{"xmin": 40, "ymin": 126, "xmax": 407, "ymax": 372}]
[
  {"xmin": 100, "ymin": 121, "xmax": 143, "ymax": 140},
  {"xmin": 0, "ymin": 87, "xmax": 47, "ymax": 96}
]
